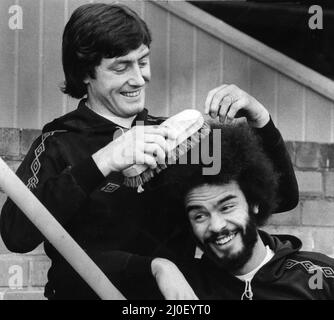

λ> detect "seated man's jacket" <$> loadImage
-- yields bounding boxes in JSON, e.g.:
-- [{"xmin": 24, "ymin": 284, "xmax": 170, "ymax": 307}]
[{"xmin": 178, "ymin": 230, "xmax": 334, "ymax": 300}]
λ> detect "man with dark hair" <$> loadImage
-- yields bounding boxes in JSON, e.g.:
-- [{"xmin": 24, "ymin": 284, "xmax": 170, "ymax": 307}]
[
  {"xmin": 151, "ymin": 123, "xmax": 334, "ymax": 300},
  {"xmin": 0, "ymin": 3, "xmax": 298, "ymax": 299},
  {"xmin": 61, "ymin": 3, "xmax": 152, "ymax": 102}
]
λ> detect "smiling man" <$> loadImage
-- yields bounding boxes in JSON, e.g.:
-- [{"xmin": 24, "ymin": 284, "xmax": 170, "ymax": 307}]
[
  {"xmin": 0, "ymin": 3, "xmax": 298, "ymax": 300},
  {"xmin": 186, "ymin": 181, "xmax": 262, "ymax": 276},
  {"xmin": 1, "ymin": 3, "xmax": 174, "ymax": 300},
  {"xmin": 154, "ymin": 123, "xmax": 334, "ymax": 300},
  {"xmin": 85, "ymin": 44, "xmax": 150, "ymax": 120}
]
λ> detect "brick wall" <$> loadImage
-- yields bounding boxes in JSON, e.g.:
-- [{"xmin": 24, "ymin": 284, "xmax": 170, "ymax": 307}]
[
  {"xmin": 0, "ymin": 128, "xmax": 334, "ymax": 299},
  {"xmin": 0, "ymin": 128, "xmax": 49, "ymax": 300},
  {"xmin": 265, "ymin": 141, "xmax": 334, "ymax": 258}
]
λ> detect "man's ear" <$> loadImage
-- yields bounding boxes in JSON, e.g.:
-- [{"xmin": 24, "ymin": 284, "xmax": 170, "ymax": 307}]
[
  {"xmin": 83, "ymin": 71, "xmax": 94, "ymax": 84},
  {"xmin": 252, "ymin": 204, "xmax": 259, "ymax": 215}
]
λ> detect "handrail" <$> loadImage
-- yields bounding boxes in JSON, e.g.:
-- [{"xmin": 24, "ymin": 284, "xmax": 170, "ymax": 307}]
[{"xmin": 0, "ymin": 157, "xmax": 126, "ymax": 300}]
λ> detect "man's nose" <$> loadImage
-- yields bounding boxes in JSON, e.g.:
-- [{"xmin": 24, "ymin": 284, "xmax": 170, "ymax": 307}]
[
  {"xmin": 128, "ymin": 63, "xmax": 146, "ymax": 87},
  {"xmin": 208, "ymin": 213, "xmax": 227, "ymax": 233}
]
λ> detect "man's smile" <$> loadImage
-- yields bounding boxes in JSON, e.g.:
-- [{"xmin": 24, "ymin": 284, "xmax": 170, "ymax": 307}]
[
  {"xmin": 215, "ymin": 231, "xmax": 238, "ymax": 246},
  {"xmin": 207, "ymin": 230, "xmax": 239, "ymax": 250},
  {"xmin": 120, "ymin": 89, "xmax": 142, "ymax": 98}
]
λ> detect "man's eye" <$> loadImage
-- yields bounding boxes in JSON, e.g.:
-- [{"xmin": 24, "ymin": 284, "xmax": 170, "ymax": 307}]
[
  {"xmin": 193, "ymin": 213, "xmax": 206, "ymax": 222},
  {"xmin": 139, "ymin": 59, "xmax": 149, "ymax": 68},
  {"xmin": 112, "ymin": 64, "xmax": 128, "ymax": 72},
  {"xmin": 221, "ymin": 205, "xmax": 234, "ymax": 212}
]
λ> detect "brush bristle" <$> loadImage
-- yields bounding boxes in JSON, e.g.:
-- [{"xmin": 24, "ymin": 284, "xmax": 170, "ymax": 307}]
[{"xmin": 123, "ymin": 121, "xmax": 211, "ymax": 189}]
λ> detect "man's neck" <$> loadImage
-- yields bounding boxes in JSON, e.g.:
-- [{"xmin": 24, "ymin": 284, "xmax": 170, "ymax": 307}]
[
  {"xmin": 86, "ymin": 98, "xmax": 136, "ymax": 129},
  {"xmin": 101, "ymin": 113, "xmax": 136, "ymax": 129},
  {"xmin": 233, "ymin": 233, "xmax": 267, "ymax": 276}
]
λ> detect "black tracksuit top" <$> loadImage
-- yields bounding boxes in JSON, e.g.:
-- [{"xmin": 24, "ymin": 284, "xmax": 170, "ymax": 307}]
[
  {"xmin": 0, "ymin": 99, "xmax": 298, "ymax": 299},
  {"xmin": 177, "ymin": 230, "xmax": 334, "ymax": 300}
]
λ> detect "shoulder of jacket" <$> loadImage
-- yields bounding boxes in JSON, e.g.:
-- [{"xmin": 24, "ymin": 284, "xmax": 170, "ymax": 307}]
[
  {"xmin": 41, "ymin": 129, "xmax": 68, "ymax": 137},
  {"xmin": 38, "ymin": 130, "xmax": 68, "ymax": 142},
  {"xmin": 284, "ymin": 252, "xmax": 334, "ymax": 276},
  {"xmin": 29, "ymin": 130, "xmax": 68, "ymax": 153}
]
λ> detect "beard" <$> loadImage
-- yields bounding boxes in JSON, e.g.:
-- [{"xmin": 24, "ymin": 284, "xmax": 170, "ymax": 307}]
[{"xmin": 199, "ymin": 210, "xmax": 258, "ymax": 272}]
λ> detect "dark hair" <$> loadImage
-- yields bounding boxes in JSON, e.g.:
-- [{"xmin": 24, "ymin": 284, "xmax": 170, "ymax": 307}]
[
  {"xmin": 61, "ymin": 3, "xmax": 152, "ymax": 99},
  {"xmin": 163, "ymin": 122, "xmax": 279, "ymax": 226}
]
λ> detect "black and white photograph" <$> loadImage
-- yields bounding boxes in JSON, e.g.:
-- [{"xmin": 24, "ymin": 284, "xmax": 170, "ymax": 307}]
[{"xmin": 0, "ymin": 0, "xmax": 333, "ymax": 307}]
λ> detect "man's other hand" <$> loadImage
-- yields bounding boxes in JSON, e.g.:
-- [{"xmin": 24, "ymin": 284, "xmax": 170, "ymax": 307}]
[
  {"xmin": 204, "ymin": 84, "xmax": 270, "ymax": 128},
  {"xmin": 151, "ymin": 258, "xmax": 198, "ymax": 300}
]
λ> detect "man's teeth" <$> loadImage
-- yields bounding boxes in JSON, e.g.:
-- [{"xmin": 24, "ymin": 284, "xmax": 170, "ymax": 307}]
[
  {"xmin": 215, "ymin": 232, "xmax": 236, "ymax": 245},
  {"xmin": 121, "ymin": 90, "xmax": 140, "ymax": 97}
]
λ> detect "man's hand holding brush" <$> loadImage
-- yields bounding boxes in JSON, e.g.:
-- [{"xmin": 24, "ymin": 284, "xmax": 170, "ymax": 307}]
[{"xmin": 92, "ymin": 126, "xmax": 177, "ymax": 177}]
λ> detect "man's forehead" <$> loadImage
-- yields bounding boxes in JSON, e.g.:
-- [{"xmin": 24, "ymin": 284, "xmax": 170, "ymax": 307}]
[
  {"xmin": 185, "ymin": 182, "xmax": 240, "ymax": 207},
  {"xmin": 114, "ymin": 45, "xmax": 150, "ymax": 61}
]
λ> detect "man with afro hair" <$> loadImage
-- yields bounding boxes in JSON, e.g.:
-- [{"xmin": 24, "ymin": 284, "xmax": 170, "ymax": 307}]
[{"xmin": 150, "ymin": 123, "xmax": 334, "ymax": 300}]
